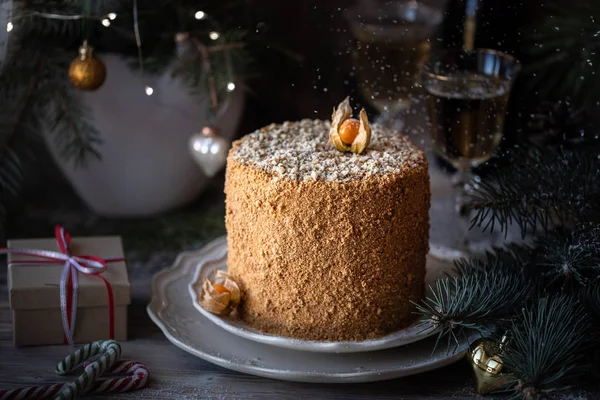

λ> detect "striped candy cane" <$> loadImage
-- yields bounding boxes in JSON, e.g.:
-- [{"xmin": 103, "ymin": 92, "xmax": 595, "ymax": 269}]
[
  {"xmin": 0, "ymin": 361, "xmax": 149, "ymax": 400},
  {"xmin": 86, "ymin": 361, "xmax": 149, "ymax": 393},
  {"xmin": 0, "ymin": 383, "xmax": 65, "ymax": 400},
  {"xmin": 0, "ymin": 341, "xmax": 149, "ymax": 400},
  {"xmin": 54, "ymin": 340, "xmax": 121, "ymax": 400}
]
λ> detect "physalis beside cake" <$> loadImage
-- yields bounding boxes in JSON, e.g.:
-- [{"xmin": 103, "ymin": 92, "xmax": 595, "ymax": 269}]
[{"xmin": 206, "ymin": 98, "xmax": 429, "ymax": 342}]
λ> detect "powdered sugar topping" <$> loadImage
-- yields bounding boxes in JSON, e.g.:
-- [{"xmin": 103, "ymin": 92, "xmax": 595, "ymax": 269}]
[{"xmin": 231, "ymin": 119, "xmax": 425, "ymax": 182}]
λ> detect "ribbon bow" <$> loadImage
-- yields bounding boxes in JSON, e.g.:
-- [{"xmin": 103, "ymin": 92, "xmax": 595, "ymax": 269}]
[{"xmin": 2, "ymin": 226, "xmax": 125, "ymax": 346}]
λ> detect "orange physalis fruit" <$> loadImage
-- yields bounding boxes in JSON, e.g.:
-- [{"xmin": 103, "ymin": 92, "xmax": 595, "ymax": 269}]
[
  {"xmin": 329, "ymin": 97, "xmax": 372, "ymax": 154},
  {"xmin": 339, "ymin": 118, "xmax": 360, "ymax": 145},
  {"xmin": 199, "ymin": 270, "xmax": 241, "ymax": 316},
  {"xmin": 212, "ymin": 284, "xmax": 229, "ymax": 294}
]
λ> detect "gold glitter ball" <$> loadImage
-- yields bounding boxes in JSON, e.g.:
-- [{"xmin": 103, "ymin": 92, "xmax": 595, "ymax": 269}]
[{"xmin": 68, "ymin": 41, "xmax": 106, "ymax": 91}]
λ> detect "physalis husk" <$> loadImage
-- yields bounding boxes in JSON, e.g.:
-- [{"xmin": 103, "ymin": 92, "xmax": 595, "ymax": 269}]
[
  {"xmin": 199, "ymin": 270, "xmax": 241, "ymax": 316},
  {"xmin": 329, "ymin": 97, "xmax": 372, "ymax": 154}
]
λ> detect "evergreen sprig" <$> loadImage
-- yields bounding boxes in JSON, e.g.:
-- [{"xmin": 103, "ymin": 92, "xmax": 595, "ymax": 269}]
[
  {"xmin": 38, "ymin": 49, "xmax": 103, "ymax": 166},
  {"xmin": 469, "ymin": 146, "xmax": 600, "ymax": 237},
  {"xmin": 502, "ymin": 296, "xmax": 589, "ymax": 399},
  {"xmin": 521, "ymin": 0, "xmax": 600, "ymax": 109},
  {"xmin": 532, "ymin": 223, "xmax": 600, "ymax": 288},
  {"xmin": 414, "ymin": 245, "xmax": 531, "ymax": 350}
]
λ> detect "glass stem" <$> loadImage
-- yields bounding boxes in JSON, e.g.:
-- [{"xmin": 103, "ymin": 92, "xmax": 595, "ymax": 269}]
[{"xmin": 451, "ymin": 167, "xmax": 475, "ymax": 216}]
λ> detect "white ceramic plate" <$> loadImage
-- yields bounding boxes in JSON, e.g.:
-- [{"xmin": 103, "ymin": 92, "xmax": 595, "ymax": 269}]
[
  {"xmin": 147, "ymin": 237, "xmax": 472, "ymax": 383},
  {"xmin": 188, "ymin": 242, "xmax": 440, "ymax": 353}
]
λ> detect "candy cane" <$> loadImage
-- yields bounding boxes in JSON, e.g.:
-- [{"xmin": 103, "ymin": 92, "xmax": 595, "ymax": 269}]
[
  {"xmin": 0, "ymin": 361, "xmax": 149, "ymax": 400},
  {"xmin": 0, "ymin": 383, "xmax": 65, "ymax": 400},
  {"xmin": 86, "ymin": 360, "xmax": 149, "ymax": 393},
  {"xmin": 0, "ymin": 340, "xmax": 149, "ymax": 400},
  {"xmin": 54, "ymin": 340, "xmax": 121, "ymax": 400}
]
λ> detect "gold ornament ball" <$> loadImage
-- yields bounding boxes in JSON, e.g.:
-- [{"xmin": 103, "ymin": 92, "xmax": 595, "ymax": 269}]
[
  {"xmin": 467, "ymin": 337, "xmax": 515, "ymax": 395},
  {"xmin": 68, "ymin": 42, "xmax": 106, "ymax": 91}
]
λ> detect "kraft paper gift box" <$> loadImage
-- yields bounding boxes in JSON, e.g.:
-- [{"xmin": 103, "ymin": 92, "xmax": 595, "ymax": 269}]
[{"xmin": 7, "ymin": 235, "xmax": 130, "ymax": 346}]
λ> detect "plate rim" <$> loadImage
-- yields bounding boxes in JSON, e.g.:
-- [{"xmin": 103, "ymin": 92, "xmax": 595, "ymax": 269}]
[
  {"xmin": 187, "ymin": 249, "xmax": 438, "ymax": 353},
  {"xmin": 147, "ymin": 236, "xmax": 470, "ymax": 383}
]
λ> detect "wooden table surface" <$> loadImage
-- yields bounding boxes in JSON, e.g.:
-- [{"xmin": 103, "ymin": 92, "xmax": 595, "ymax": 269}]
[{"xmin": 0, "ymin": 181, "xmax": 594, "ymax": 400}]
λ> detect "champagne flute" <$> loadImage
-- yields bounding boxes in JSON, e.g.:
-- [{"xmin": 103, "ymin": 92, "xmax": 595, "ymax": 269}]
[
  {"xmin": 345, "ymin": 0, "xmax": 442, "ymax": 130},
  {"xmin": 422, "ymin": 48, "xmax": 521, "ymax": 258}
]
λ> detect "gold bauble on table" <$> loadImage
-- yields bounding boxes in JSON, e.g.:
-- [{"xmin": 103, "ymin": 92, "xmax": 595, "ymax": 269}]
[
  {"xmin": 68, "ymin": 40, "xmax": 106, "ymax": 91},
  {"xmin": 467, "ymin": 335, "xmax": 515, "ymax": 395}
]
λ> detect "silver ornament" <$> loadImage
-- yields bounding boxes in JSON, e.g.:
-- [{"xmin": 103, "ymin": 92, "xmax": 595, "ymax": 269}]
[{"xmin": 189, "ymin": 126, "xmax": 229, "ymax": 177}]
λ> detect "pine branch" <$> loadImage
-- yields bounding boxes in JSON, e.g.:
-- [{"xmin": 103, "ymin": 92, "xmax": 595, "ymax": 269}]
[
  {"xmin": 0, "ymin": 54, "xmax": 45, "ymax": 154},
  {"xmin": 532, "ymin": 223, "xmax": 600, "ymax": 288},
  {"xmin": 579, "ymin": 283, "xmax": 600, "ymax": 379},
  {"xmin": 0, "ymin": 42, "xmax": 47, "ymax": 226},
  {"xmin": 413, "ymin": 245, "xmax": 532, "ymax": 351},
  {"xmin": 34, "ymin": 48, "xmax": 102, "ymax": 167},
  {"xmin": 0, "ymin": 149, "xmax": 23, "ymax": 199},
  {"xmin": 502, "ymin": 296, "xmax": 589, "ymax": 400},
  {"xmin": 469, "ymin": 146, "xmax": 600, "ymax": 237},
  {"xmin": 521, "ymin": 0, "xmax": 600, "ymax": 108},
  {"xmin": 580, "ymin": 283, "xmax": 600, "ymax": 322}
]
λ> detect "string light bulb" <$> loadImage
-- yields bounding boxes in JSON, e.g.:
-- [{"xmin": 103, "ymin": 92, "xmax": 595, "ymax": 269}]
[
  {"xmin": 6, "ymin": 21, "xmax": 13, "ymax": 32},
  {"xmin": 226, "ymin": 82, "xmax": 236, "ymax": 92},
  {"xmin": 209, "ymin": 31, "xmax": 220, "ymax": 40},
  {"xmin": 145, "ymin": 86, "xmax": 154, "ymax": 96},
  {"xmin": 101, "ymin": 18, "xmax": 110, "ymax": 27},
  {"xmin": 108, "ymin": 13, "xmax": 117, "ymax": 20},
  {"xmin": 194, "ymin": 11, "xmax": 206, "ymax": 20}
]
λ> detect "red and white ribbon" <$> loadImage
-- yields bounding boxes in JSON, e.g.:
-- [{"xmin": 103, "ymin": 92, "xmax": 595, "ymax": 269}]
[{"xmin": 1, "ymin": 226, "xmax": 125, "ymax": 346}]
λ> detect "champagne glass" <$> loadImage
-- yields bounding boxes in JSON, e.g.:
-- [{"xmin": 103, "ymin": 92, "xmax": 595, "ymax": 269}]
[
  {"xmin": 345, "ymin": 0, "xmax": 442, "ymax": 130},
  {"xmin": 422, "ymin": 48, "xmax": 521, "ymax": 258}
]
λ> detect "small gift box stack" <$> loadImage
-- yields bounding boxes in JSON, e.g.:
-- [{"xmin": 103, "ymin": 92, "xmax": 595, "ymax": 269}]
[{"xmin": 4, "ymin": 226, "xmax": 131, "ymax": 346}]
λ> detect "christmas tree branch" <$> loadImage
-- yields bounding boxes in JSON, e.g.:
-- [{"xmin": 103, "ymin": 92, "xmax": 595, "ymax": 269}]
[
  {"xmin": 503, "ymin": 296, "xmax": 589, "ymax": 399},
  {"xmin": 1, "ymin": 54, "xmax": 45, "ymax": 155},
  {"xmin": 469, "ymin": 146, "xmax": 600, "ymax": 237},
  {"xmin": 413, "ymin": 245, "xmax": 532, "ymax": 350},
  {"xmin": 532, "ymin": 223, "xmax": 600, "ymax": 288},
  {"xmin": 51, "ymin": 89, "xmax": 102, "ymax": 166},
  {"xmin": 521, "ymin": 0, "xmax": 600, "ymax": 108}
]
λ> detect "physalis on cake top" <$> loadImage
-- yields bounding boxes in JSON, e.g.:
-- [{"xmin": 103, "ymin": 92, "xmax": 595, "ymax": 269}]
[{"xmin": 329, "ymin": 97, "xmax": 372, "ymax": 154}]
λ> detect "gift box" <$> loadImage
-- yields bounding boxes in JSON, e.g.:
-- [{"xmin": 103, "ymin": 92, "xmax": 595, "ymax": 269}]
[{"xmin": 7, "ymin": 232, "xmax": 130, "ymax": 346}]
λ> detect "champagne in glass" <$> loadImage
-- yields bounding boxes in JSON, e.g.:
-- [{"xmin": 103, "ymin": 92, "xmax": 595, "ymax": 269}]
[
  {"xmin": 422, "ymin": 49, "xmax": 521, "ymax": 259},
  {"xmin": 345, "ymin": 1, "xmax": 441, "ymax": 124},
  {"xmin": 425, "ymin": 72, "xmax": 511, "ymax": 169}
]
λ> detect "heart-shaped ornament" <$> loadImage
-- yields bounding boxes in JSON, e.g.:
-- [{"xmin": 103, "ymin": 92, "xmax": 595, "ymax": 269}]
[
  {"xmin": 189, "ymin": 127, "xmax": 230, "ymax": 177},
  {"xmin": 467, "ymin": 338, "xmax": 515, "ymax": 395}
]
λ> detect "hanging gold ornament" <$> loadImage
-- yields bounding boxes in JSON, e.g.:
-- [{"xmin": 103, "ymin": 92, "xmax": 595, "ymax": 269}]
[
  {"xmin": 467, "ymin": 335, "xmax": 515, "ymax": 395},
  {"xmin": 68, "ymin": 40, "xmax": 106, "ymax": 91}
]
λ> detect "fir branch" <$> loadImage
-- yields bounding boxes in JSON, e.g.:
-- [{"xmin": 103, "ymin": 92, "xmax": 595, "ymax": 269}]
[
  {"xmin": 580, "ymin": 282, "xmax": 600, "ymax": 322},
  {"xmin": 414, "ymin": 246, "xmax": 531, "ymax": 350},
  {"xmin": 0, "ymin": 149, "xmax": 23, "ymax": 199},
  {"xmin": 532, "ymin": 223, "xmax": 600, "ymax": 288},
  {"xmin": 0, "ymin": 44, "xmax": 46, "ymax": 225},
  {"xmin": 35, "ymin": 49, "xmax": 102, "ymax": 167},
  {"xmin": 1, "ymin": 54, "xmax": 45, "ymax": 154},
  {"xmin": 521, "ymin": 1, "xmax": 600, "ymax": 108},
  {"xmin": 503, "ymin": 296, "xmax": 589, "ymax": 399},
  {"xmin": 470, "ymin": 146, "xmax": 600, "ymax": 237},
  {"xmin": 579, "ymin": 282, "xmax": 600, "ymax": 379}
]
